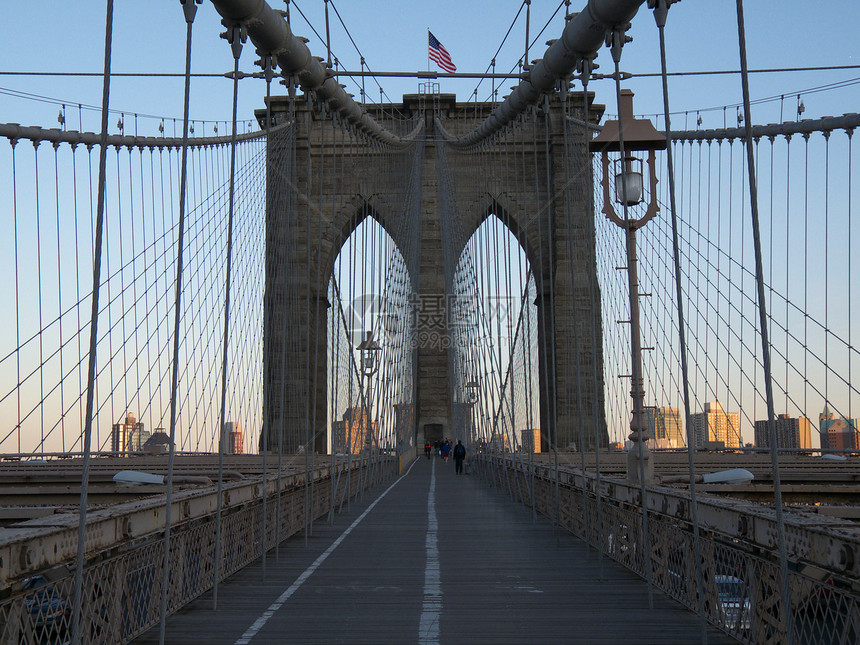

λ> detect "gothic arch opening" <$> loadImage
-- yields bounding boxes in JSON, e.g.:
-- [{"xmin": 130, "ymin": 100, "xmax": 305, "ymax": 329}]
[
  {"xmin": 450, "ymin": 212, "xmax": 541, "ymax": 453},
  {"xmin": 327, "ymin": 215, "xmax": 416, "ymax": 455}
]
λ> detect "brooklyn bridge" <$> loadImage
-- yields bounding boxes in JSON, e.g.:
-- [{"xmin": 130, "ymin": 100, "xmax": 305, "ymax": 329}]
[{"xmin": 0, "ymin": 1, "xmax": 857, "ymax": 643}]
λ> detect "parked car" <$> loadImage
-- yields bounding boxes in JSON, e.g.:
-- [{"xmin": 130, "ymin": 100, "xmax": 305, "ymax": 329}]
[
  {"xmin": 715, "ymin": 574, "xmax": 751, "ymax": 631},
  {"xmin": 22, "ymin": 575, "xmax": 71, "ymax": 640}
]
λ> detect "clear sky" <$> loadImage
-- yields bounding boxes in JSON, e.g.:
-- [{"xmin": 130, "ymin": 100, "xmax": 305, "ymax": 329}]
[
  {"xmin": 1, "ymin": 1, "xmax": 858, "ymax": 134},
  {"xmin": 1, "ymin": 1, "xmax": 858, "ymax": 453}
]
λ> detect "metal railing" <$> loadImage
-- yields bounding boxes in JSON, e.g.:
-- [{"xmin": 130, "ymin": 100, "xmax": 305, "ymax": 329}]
[
  {"xmin": 0, "ymin": 455, "xmax": 395, "ymax": 644},
  {"xmin": 477, "ymin": 453, "xmax": 860, "ymax": 645}
]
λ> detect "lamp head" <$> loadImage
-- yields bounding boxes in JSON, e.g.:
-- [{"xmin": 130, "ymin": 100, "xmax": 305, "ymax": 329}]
[
  {"xmin": 589, "ymin": 89, "xmax": 667, "ymax": 154},
  {"xmin": 465, "ymin": 379, "xmax": 480, "ymax": 404},
  {"xmin": 615, "ymin": 155, "xmax": 644, "ymax": 205}
]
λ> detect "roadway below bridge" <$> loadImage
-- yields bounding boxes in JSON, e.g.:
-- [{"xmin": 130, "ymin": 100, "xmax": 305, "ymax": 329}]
[{"xmin": 135, "ymin": 456, "xmax": 734, "ymax": 644}]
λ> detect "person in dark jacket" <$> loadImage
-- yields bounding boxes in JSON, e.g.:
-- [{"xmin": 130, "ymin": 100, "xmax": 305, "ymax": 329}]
[{"xmin": 453, "ymin": 440, "xmax": 466, "ymax": 475}]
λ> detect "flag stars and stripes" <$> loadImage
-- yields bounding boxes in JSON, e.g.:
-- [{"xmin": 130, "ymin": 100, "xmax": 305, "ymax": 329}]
[{"xmin": 428, "ymin": 31, "xmax": 457, "ymax": 73}]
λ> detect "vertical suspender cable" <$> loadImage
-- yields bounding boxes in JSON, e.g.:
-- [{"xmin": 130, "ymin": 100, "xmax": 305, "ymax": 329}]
[
  {"xmin": 259, "ymin": 68, "xmax": 273, "ymax": 576},
  {"xmin": 327, "ymin": 115, "xmax": 344, "ymax": 521},
  {"xmin": 734, "ymin": 2, "xmax": 793, "ymax": 640},
  {"xmin": 582, "ymin": 67, "xmax": 605, "ymax": 576},
  {"xmin": 304, "ymin": 93, "xmax": 313, "ymax": 545},
  {"xmin": 271, "ymin": 62, "xmax": 286, "ymax": 560},
  {"xmin": 784, "ymin": 135, "xmax": 792, "ymax": 416},
  {"xmin": 158, "ymin": 2, "xmax": 198, "ymax": 642},
  {"xmin": 528, "ymin": 105, "xmax": 556, "ymax": 530},
  {"xmin": 541, "ymin": 97, "xmax": 562, "ymax": 538},
  {"xmin": 848, "ymin": 130, "xmax": 854, "ymax": 426},
  {"xmin": 324, "ymin": 0, "xmax": 332, "ymax": 69},
  {"xmin": 343, "ymin": 126, "xmax": 356, "ymax": 512},
  {"xmin": 308, "ymin": 105, "xmax": 329, "ymax": 537},
  {"xmin": 72, "ymin": 1, "xmax": 114, "ymax": 642},
  {"xmin": 213, "ymin": 22, "xmax": 244, "ymax": 609},
  {"xmin": 652, "ymin": 2, "xmax": 707, "ymax": 640},
  {"xmin": 280, "ymin": 77, "xmax": 298, "ymax": 534},
  {"xmin": 12, "ymin": 141, "xmax": 21, "ymax": 454},
  {"xmin": 53, "ymin": 144, "xmax": 66, "ymax": 452},
  {"xmin": 523, "ymin": 0, "xmax": 531, "ymax": 74},
  {"xmin": 34, "ymin": 142, "xmax": 44, "ymax": 452},
  {"xmin": 562, "ymin": 83, "xmax": 591, "ymax": 547}
]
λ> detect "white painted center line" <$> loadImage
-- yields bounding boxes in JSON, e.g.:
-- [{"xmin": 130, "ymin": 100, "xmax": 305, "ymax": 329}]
[
  {"xmin": 419, "ymin": 458, "xmax": 441, "ymax": 644},
  {"xmin": 235, "ymin": 459, "xmax": 419, "ymax": 644}
]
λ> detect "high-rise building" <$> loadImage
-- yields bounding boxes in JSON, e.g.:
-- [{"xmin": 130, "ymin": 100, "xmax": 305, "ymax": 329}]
[
  {"xmin": 222, "ymin": 421, "xmax": 244, "ymax": 454},
  {"xmin": 820, "ymin": 405, "xmax": 836, "ymax": 448},
  {"xmin": 332, "ymin": 407, "xmax": 378, "ymax": 454},
  {"xmin": 653, "ymin": 406, "xmax": 684, "ymax": 449},
  {"xmin": 128, "ymin": 424, "xmax": 151, "ymax": 452},
  {"xmin": 828, "ymin": 419, "xmax": 860, "ymax": 450},
  {"xmin": 819, "ymin": 406, "xmax": 860, "ymax": 450},
  {"xmin": 754, "ymin": 414, "xmax": 812, "ymax": 450},
  {"xmin": 641, "ymin": 407, "xmax": 658, "ymax": 441},
  {"xmin": 819, "ymin": 405, "xmax": 860, "ymax": 450},
  {"xmin": 689, "ymin": 402, "xmax": 741, "ymax": 449},
  {"xmin": 520, "ymin": 428, "xmax": 541, "ymax": 453},
  {"xmin": 112, "ymin": 413, "xmax": 145, "ymax": 454}
]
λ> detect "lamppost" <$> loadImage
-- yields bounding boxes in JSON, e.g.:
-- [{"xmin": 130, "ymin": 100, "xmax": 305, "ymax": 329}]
[
  {"xmin": 465, "ymin": 379, "xmax": 480, "ymax": 448},
  {"xmin": 357, "ymin": 330, "xmax": 381, "ymax": 452},
  {"xmin": 590, "ymin": 89, "xmax": 666, "ymax": 484}
]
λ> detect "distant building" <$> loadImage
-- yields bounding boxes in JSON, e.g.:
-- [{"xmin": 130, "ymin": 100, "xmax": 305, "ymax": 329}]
[
  {"xmin": 652, "ymin": 406, "xmax": 684, "ymax": 449},
  {"xmin": 754, "ymin": 414, "xmax": 812, "ymax": 450},
  {"xmin": 689, "ymin": 402, "xmax": 741, "ymax": 449},
  {"xmin": 143, "ymin": 429, "xmax": 171, "ymax": 454},
  {"xmin": 128, "ymin": 424, "xmax": 151, "ymax": 453},
  {"xmin": 487, "ymin": 433, "xmax": 510, "ymax": 452},
  {"xmin": 828, "ymin": 419, "xmax": 860, "ymax": 450},
  {"xmin": 222, "ymin": 422, "xmax": 244, "ymax": 454},
  {"xmin": 819, "ymin": 405, "xmax": 860, "ymax": 451},
  {"xmin": 332, "ymin": 407, "xmax": 378, "ymax": 454},
  {"xmin": 820, "ymin": 405, "xmax": 836, "ymax": 447},
  {"xmin": 520, "ymin": 428, "xmax": 541, "ymax": 453},
  {"xmin": 112, "ymin": 413, "xmax": 145, "ymax": 454},
  {"xmin": 641, "ymin": 407, "xmax": 658, "ymax": 442}
]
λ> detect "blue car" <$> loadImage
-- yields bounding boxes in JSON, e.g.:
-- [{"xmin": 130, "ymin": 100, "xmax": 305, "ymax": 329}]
[{"xmin": 22, "ymin": 575, "xmax": 71, "ymax": 642}]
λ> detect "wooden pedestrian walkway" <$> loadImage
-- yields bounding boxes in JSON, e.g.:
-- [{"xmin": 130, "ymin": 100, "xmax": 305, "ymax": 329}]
[{"xmin": 136, "ymin": 456, "xmax": 736, "ymax": 644}]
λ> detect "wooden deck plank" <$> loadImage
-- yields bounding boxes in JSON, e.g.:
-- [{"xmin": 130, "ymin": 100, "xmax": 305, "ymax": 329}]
[{"xmin": 135, "ymin": 457, "xmax": 736, "ymax": 644}]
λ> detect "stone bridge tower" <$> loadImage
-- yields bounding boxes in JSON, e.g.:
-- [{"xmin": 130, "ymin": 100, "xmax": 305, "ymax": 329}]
[{"xmin": 259, "ymin": 91, "xmax": 608, "ymax": 454}]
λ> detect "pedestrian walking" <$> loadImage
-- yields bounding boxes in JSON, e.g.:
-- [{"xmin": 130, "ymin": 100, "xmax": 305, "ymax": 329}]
[
  {"xmin": 441, "ymin": 440, "xmax": 451, "ymax": 462},
  {"xmin": 453, "ymin": 440, "xmax": 466, "ymax": 475}
]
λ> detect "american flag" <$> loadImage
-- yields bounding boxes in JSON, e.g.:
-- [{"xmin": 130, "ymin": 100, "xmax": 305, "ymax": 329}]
[{"xmin": 428, "ymin": 31, "xmax": 457, "ymax": 73}]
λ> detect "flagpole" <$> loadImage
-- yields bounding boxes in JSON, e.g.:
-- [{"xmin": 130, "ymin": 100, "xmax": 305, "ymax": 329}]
[{"xmin": 427, "ymin": 28, "xmax": 430, "ymax": 73}]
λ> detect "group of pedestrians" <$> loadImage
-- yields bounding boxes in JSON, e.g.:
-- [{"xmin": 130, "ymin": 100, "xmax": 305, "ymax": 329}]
[{"xmin": 423, "ymin": 438, "xmax": 467, "ymax": 474}]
